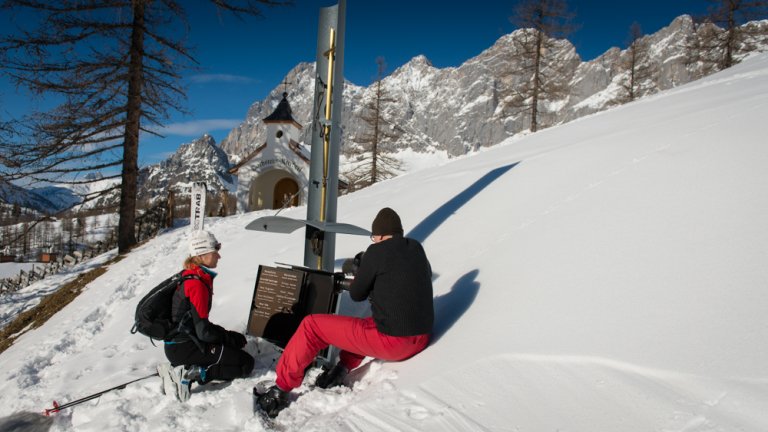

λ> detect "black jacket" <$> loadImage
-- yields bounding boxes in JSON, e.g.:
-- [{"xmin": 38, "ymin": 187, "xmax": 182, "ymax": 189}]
[{"xmin": 349, "ymin": 234, "xmax": 434, "ymax": 336}]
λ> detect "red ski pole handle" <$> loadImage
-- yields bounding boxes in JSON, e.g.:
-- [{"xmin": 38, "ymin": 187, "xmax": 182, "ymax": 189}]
[{"xmin": 43, "ymin": 400, "xmax": 60, "ymax": 416}]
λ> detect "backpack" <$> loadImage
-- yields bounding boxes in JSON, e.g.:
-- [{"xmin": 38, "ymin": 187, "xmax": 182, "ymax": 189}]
[{"xmin": 130, "ymin": 271, "xmax": 202, "ymax": 343}]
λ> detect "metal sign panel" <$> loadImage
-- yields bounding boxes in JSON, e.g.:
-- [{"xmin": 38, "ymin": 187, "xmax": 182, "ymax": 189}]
[
  {"xmin": 247, "ymin": 264, "xmax": 342, "ymax": 350},
  {"xmin": 247, "ymin": 265, "xmax": 305, "ymax": 347}
]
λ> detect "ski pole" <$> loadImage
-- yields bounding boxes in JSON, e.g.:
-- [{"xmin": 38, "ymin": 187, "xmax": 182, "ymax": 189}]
[{"xmin": 43, "ymin": 372, "xmax": 159, "ymax": 416}]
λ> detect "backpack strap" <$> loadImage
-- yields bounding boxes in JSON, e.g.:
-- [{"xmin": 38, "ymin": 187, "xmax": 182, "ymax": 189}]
[
  {"xmin": 180, "ymin": 274, "xmax": 211, "ymax": 293},
  {"xmin": 170, "ymin": 274, "xmax": 212, "ymax": 353}
]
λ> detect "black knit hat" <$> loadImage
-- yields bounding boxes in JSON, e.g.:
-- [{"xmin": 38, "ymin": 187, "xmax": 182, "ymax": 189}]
[{"xmin": 371, "ymin": 207, "xmax": 403, "ymax": 236}]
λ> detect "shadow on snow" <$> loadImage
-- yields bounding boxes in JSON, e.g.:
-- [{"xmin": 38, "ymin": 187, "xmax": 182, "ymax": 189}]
[
  {"xmin": 407, "ymin": 163, "xmax": 518, "ymax": 243},
  {"xmin": 431, "ymin": 269, "xmax": 480, "ymax": 344}
]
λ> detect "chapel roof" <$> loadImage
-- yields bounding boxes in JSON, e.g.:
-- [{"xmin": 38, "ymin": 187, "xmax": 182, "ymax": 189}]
[{"xmin": 264, "ymin": 92, "xmax": 299, "ymax": 124}]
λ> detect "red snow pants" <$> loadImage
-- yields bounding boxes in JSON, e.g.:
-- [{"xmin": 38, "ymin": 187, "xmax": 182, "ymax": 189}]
[{"xmin": 275, "ymin": 314, "xmax": 429, "ymax": 391}]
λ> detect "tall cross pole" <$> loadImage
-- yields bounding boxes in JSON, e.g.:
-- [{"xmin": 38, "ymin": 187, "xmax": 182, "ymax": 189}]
[
  {"xmin": 304, "ymin": 0, "xmax": 346, "ymax": 271},
  {"xmin": 319, "ymin": 27, "xmax": 336, "ymax": 225}
]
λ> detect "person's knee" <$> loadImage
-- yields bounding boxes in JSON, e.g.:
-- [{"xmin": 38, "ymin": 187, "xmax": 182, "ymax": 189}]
[
  {"xmin": 297, "ymin": 314, "xmax": 323, "ymax": 339},
  {"xmin": 300, "ymin": 314, "xmax": 318, "ymax": 329}
]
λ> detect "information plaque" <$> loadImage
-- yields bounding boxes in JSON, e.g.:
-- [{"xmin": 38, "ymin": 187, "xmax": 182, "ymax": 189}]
[
  {"xmin": 247, "ymin": 266, "xmax": 305, "ymax": 346},
  {"xmin": 247, "ymin": 264, "xmax": 344, "ymax": 352}
]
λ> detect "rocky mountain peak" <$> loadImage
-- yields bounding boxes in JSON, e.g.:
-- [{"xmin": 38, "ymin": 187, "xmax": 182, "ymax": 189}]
[
  {"xmin": 405, "ymin": 54, "xmax": 433, "ymax": 69},
  {"xmin": 137, "ymin": 134, "xmax": 234, "ymax": 200},
  {"xmin": 217, "ymin": 15, "xmax": 768, "ymax": 164},
  {"xmin": 6, "ymin": 16, "xmax": 768, "ymax": 216}
]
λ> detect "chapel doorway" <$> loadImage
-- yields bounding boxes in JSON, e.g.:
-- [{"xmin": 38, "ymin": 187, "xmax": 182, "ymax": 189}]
[{"xmin": 273, "ymin": 177, "xmax": 299, "ymax": 209}]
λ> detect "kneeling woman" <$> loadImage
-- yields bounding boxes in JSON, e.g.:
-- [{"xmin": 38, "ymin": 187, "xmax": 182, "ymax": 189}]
[{"xmin": 158, "ymin": 230, "xmax": 254, "ymax": 402}]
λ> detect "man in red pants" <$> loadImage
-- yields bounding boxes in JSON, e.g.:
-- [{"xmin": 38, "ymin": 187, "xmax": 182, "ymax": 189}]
[{"xmin": 257, "ymin": 207, "xmax": 434, "ymax": 418}]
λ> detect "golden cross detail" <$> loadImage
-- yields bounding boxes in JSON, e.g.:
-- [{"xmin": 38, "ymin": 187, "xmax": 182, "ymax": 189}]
[{"xmin": 323, "ymin": 33, "xmax": 336, "ymax": 60}]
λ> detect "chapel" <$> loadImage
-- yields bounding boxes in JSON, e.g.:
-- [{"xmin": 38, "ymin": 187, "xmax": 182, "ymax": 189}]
[{"xmin": 228, "ymin": 93, "xmax": 310, "ymax": 212}]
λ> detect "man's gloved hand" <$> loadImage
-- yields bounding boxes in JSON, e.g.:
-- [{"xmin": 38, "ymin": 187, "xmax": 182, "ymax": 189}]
[{"xmin": 224, "ymin": 330, "xmax": 247, "ymax": 348}]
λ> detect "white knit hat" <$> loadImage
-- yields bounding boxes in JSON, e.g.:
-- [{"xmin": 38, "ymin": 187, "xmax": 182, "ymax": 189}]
[{"xmin": 188, "ymin": 230, "xmax": 220, "ymax": 257}]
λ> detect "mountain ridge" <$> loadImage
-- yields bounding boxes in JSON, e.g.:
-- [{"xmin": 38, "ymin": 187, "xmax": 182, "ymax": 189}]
[
  {"xmin": 4, "ymin": 15, "xmax": 767, "ymax": 214},
  {"xmin": 219, "ymin": 15, "xmax": 768, "ymax": 160}
]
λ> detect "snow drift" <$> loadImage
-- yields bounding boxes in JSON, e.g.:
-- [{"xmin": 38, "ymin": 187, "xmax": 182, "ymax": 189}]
[{"xmin": 1, "ymin": 53, "xmax": 767, "ymax": 432}]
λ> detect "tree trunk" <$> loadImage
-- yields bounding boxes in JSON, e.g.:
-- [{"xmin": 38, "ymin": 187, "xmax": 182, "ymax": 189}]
[
  {"xmin": 724, "ymin": 4, "xmax": 736, "ymax": 69},
  {"xmin": 371, "ymin": 79, "xmax": 382, "ymax": 184},
  {"xmin": 629, "ymin": 45, "xmax": 637, "ymax": 101},
  {"xmin": 531, "ymin": 30, "xmax": 543, "ymax": 133},
  {"xmin": 118, "ymin": 0, "xmax": 146, "ymax": 254}
]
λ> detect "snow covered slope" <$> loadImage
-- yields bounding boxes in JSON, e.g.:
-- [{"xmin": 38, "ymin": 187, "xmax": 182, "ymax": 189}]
[{"xmin": 1, "ymin": 53, "xmax": 767, "ymax": 432}]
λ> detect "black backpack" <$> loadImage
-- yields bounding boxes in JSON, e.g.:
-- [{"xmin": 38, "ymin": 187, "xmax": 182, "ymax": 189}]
[{"xmin": 130, "ymin": 271, "xmax": 202, "ymax": 343}]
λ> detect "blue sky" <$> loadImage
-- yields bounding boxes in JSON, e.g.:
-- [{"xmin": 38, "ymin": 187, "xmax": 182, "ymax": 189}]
[{"xmin": 1, "ymin": 0, "xmax": 716, "ymax": 167}]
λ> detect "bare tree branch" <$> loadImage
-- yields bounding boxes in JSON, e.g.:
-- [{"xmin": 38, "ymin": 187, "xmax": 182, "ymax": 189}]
[
  {"xmin": 690, "ymin": 0, "xmax": 768, "ymax": 72},
  {"xmin": 500, "ymin": 0, "xmax": 577, "ymax": 133},
  {"xmin": 346, "ymin": 57, "xmax": 403, "ymax": 190},
  {"xmin": 0, "ymin": 0, "xmax": 288, "ymax": 253}
]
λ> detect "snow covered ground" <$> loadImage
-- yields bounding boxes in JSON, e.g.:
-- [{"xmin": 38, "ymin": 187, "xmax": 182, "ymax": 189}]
[
  {"xmin": 0, "ymin": 254, "xmax": 116, "ymax": 330},
  {"xmin": 1, "ymin": 52, "xmax": 767, "ymax": 432}
]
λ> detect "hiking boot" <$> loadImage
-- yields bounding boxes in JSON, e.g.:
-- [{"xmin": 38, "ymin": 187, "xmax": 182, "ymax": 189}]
[
  {"xmin": 158, "ymin": 363, "xmax": 201, "ymax": 402},
  {"xmin": 157, "ymin": 363, "xmax": 176, "ymax": 397},
  {"xmin": 314, "ymin": 363, "xmax": 348, "ymax": 389},
  {"xmin": 256, "ymin": 385, "xmax": 289, "ymax": 418},
  {"xmin": 179, "ymin": 365, "xmax": 205, "ymax": 400}
]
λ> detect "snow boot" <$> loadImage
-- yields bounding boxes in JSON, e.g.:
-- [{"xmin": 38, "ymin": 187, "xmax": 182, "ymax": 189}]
[
  {"xmin": 314, "ymin": 363, "xmax": 348, "ymax": 389},
  {"xmin": 158, "ymin": 363, "xmax": 202, "ymax": 402},
  {"xmin": 256, "ymin": 385, "xmax": 289, "ymax": 418},
  {"xmin": 178, "ymin": 365, "xmax": 203, "ymax": 402},
  {"xmin": 157, "ymin": 363, "xmax": 176, "ymax": 397}
]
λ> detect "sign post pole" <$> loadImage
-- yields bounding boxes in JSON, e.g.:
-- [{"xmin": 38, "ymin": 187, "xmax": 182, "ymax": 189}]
[
  {"xmin": 190, "ymin": 182, "xmax": 207, "ymax": 231},
  {"xmin": 304, "ymin": 0, "xmax": 346, "ymax": 271}
]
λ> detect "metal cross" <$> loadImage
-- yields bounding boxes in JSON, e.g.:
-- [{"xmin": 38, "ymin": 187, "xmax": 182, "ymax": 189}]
[{"xmin": 281, "ymin": 77, "xmax": 292, "ymax": 95}]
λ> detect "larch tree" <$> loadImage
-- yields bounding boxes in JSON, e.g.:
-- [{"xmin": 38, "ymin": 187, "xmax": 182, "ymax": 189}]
[
  {"xmin": 347, "ymin": 57, "xmax": 403, "ymax": 190},
  {"xmin": 0, "ymin": 0, "xmax": 287, "ymax": 253},
  {"xmin": 622, "ymin": 22, "xmax": 654, "ymax": 103},
  {"xmin": 501, "ymin": 0, "xmax": 577, "ymax": 133},
  {"xmin": 692, "ymin": 0, "xmax": 768, "ymax": 73}
]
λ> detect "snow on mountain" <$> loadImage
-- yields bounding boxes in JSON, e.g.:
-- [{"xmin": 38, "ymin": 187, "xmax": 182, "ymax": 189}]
[
  {"xmin": 11, "ymin": 15, "xmax": 760, "ymax": 213},
  {"xmin": 0, "ymin": 172, "xmax": 121, "ymax": 215},
  {"xmin": 2, "ymin": 133, "xmax": 234, "ymax": 216},
  {"xmin": 29, "ymin": 186, "xmax": 82, "ymax": 212},
  {"xmin": 0, "ymin": 181, "xmax": 56, "ymax": 214},
  {"xmin": 138, "ymin": 133, "xmax": 235, "ymax": 199},
  {"xmin": 221, "ymin": 15, "xmax": 768, "ymax": 162},
  {"xmin": 3, "ymin": 17, "xmax": 766, "ymax": 214},
  {"xmin": 0, "ymin": 51, "xmax": 767, "ymax": 432}
]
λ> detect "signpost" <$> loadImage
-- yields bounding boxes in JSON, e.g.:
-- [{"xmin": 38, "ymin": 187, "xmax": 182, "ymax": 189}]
[
  {"xmin": 304, "ymin": 1, "xmax": 347, "ymax": 272},
  {"xmin": 244, "ymin": 1, "xmax": 359, "ymax": 365},
  {"xmin": 245, "ymin": 0, "xmax": 361, "ymax": 269},
  {"xmin": 190, "ymin": 182, "xmax": 207, "ymax": 231}
]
